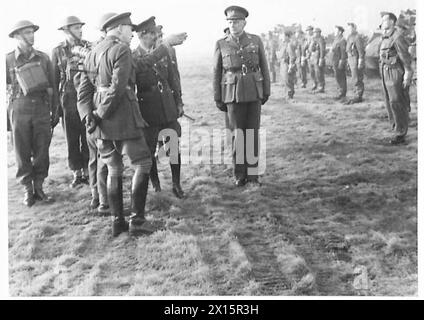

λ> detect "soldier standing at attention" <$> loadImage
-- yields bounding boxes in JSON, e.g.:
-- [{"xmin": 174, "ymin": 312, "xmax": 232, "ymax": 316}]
[
  {"xmin": 213, "ymin": 6, "xmax": 270, "ymax": 186},
  {"xmin": 295, "ymin": 28, "xmax": 308, "ymax": 88},
  {"xmin": 6, "ymin": 20, "xmax": 58, "ymax": 206},
  {"xmin": 305, "ymin": 26, "xmax": 315, "ymax": 89},
  {"xmin": 309, "ymin": 27, "xmax": 326, "ymax": 93},
  {"xmin": 133, "ymin": 16, "xmax": 185, "ymax": 198},
  {"xmin": 277, "ymin": 31, "xmax": 297, "ymax": 99},
  {"xmin": 331, "ymin": 26, "xmax": 347, "ymax": 100},
  {"xmin": 52, "ymin": 16, "xmax": 90, "ymax": 188},
  {"xmin": 266, "ymin": 31, "xmax": 278, "ymax": 83},
  {"xmin": 345, "ymin": 22, "xmax": 365, "ymax": 104},
  {"xmin": 78, "ymin": 12, "xmax": 187, "ymax": 236},
  {"xmin": 379, "ymin": 12, "xmax": 412, "ymax": 145}
]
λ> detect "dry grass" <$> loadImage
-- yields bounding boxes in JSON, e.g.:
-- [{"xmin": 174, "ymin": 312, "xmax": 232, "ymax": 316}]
[{"xmin": 8, "ymin": 57, "xmax": 417, "ymax": 296}]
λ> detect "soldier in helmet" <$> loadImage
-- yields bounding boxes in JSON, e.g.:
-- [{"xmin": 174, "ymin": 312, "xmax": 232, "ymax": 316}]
[
  {"xmin": 295, "ymin": 28, "xmax": 308, "ymax": 88},
  {"xmin": 345, "ymin": 22, "xmax": 365, "ymax": 104},
  {"xmin": 6, "ymin": 20, "xmax": 58, "ymax": 206},
  {"xmin": 51, "ymin": 16, "xmax": 90, "ymax": 188},
  {"xmin": 379, "ymin": 12, "xmax": 412, "ymax": 145},
  {"xmin": 213, "ymin": 6, "xmax": 271, "ymax": 186},
  {"xmin": 265, "ymin": 31, "xmax": 278, "ymax": 83},
  {"xmin": 133, "ymin": 17, "xmax": 185, "ymax": 198},
  {"xmin": 78, "ymin": 12, "xmax": 187, "ymax": 237},
  {"xmin": 331, "ymin": 26, "xmax": 347, "ymax": 100},
  {"xmin": 309, "ymin": 27, "xmax": 326, "ymax": 93},
  {"xmin": 305, "ymin": 26, "xmax": 315, "ymax": 88},
  {"xmin": 277, "ymin": 30, "xmax": 297, "ymax": 99}
]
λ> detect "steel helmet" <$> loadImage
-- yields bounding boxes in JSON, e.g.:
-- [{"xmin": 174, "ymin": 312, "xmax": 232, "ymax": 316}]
[
  {"xmin": 9, "ymin": 20, "xmax": 39, "ymax": 38},
  {"xmin": 58, "ymin": 16, "xmax": 85, "ymax": 30}
]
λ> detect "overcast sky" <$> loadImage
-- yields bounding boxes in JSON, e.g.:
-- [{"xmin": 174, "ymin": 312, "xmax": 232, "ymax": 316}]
[{"xmin": 2, "ymin": 0, "xmax": 417, "ymax": 57}]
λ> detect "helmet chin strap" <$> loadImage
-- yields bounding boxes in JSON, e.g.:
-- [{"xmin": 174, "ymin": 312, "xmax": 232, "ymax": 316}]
[
  {"xmin": 65, "ymin": 25, "xmax": 82, "ymax": 45},
  {"xmin": 18, "ymin": 32, "xmax": 33, "ymax": 51}
]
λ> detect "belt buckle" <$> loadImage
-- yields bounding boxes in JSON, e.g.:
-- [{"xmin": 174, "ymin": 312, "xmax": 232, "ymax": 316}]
[
  {"xmin": 157, "ymin": 81, "xmax": 164, "ymax": 92},
  {"xmin": 241, "ymin": 64, "xmax": 247, "ymax": 75}
]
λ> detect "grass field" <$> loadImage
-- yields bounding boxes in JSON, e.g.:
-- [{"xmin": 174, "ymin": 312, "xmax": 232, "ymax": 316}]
[{"xmin": 8, "ymin": 58, "xmax": 417, "ymax": 296}]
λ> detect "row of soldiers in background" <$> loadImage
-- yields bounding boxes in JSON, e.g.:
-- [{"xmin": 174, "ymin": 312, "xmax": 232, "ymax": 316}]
[
  {"xmin": 6, "ymin": 12, "xmax": 187, "ymax": 237},
  {"xmin": 261, "ymin": 12, "xmax": 413, "ymax": 145},
  {"xmin": 264, "ymin": 24, "xmax": 366, "ymax": 103}
]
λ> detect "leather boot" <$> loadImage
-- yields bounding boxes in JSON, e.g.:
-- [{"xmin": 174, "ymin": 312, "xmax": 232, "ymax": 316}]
[
  {"xmin": 108, "ymin": 175, "xmax": 128, "ymax": 237},
  {"xmin": 23, "ymin": 183, "xmax": 35, "ymax": 207},
  {"xmin": 34, "ymin": 180, "xmax": 52, "ymax": 203},
  {"xmin": 171, "ymin": 154, "xmax": 184, "ymax": 199},
  {"xmin": 129, "ymin": 171, "xmax": 161, "ymax": 236},
  {"xmin": 150, "ymin": 158, "xmax": 161, "ymax": 192}
]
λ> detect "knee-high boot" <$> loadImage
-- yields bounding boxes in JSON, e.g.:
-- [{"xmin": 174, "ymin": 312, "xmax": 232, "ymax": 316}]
[
  {"xmin": 171, "ymin": 153, "xmax": 184, "ymax": 199},
  {"xmin": 108, "ymin": 175, "xmax": 128, "ymax": 237}
]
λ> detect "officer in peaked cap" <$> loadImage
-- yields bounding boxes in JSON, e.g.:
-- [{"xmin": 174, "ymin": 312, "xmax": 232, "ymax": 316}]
[
  {"xmin": 52, "ymin": 16, "xmax": 91, "ymax": 189},
  {"xmin": 101, "ymin": 11, "xmax": 137, "ymax": 32},
  {"xmin": 213, "ymin": 5, "xmax": 270, "ymax": 186},
  {"xmin": 345, "ymin": 21, "xmax": 365, "ymax": 104},
  {"xmin": 133, "ymin": 16, "xmax": 186, "ymax": 199},
  {"xmin": 7, "ymin": 20, "xmax": 58, "ymax": 206}
]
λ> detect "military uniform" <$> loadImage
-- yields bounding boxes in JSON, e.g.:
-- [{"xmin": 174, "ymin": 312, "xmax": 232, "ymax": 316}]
[
  {"xmin": 78, "ymin": 12, "xmax": 172, "ymax": 237},
  {"xmin": 213, "ymin": 6, "xmax": 270, "ymax": 185},
  {"xmin": 295, "ymin": 32, "xmax": 309, "ymax": 88},
  {"xmin": 331, "ymin": 31, "xmax": 348, "ymax": 99},
  {"xmin": 133, "ymin": 18, "xmax": 184, "ymax": 198},
  {"xmin": 265, "ymin": 33, "xmax": 278, "ymax": 83},
  {"xmin": 309, "ymin": 29, "xmax": 326, "ymax": 92},
  {"xmin": 379, "ymin": 27, "xmax": 412, "ymax": 143},
  {"xmin": 346, "ymin": 28, "xmax": 365, "ymax": 102},
  {"xmin": 305, "ymin": 26, "xmax": 315, "ymax": 88},
  {"xmin": 51, "ymin": 28, "xmax": 90, "ymax": 186},
  {"xmin": 6, "ymin": 20, "xmax": 57, "ymax": 206},
  {"xmin": 277, "ymin": 36, "xmax": 297, "ymax": 99}
]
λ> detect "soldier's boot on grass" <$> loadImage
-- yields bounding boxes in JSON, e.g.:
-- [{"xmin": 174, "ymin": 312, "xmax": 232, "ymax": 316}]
[
  {"xmin": 171, "ymin": 154, "xmax": 184, "ymax": 199},
  {"xmin": 23, "ymin": 183, "xmax": 35, "ymax": 207},
  {"xmin": 108, "ymin": 175, "xmax": 128, "ymax": 237},
  {"xmin": 345, "ymin": 96, "xmax": 363, "ymax": 105},
  {"xmin": 129, "ymin": 172, "xmax": 162, "ymax": 236},
  {"xmin": 34, "ymin": 180, "xmax": 52, "ymax": 203},
  {"xmin": 150, "ymin": 158, "xmax": 161, "ymax": 192}
]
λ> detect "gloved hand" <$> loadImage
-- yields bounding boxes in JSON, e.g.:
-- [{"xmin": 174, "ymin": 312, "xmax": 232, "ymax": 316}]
[
  {"xmin": 177, "ymin": 102, "xmax": 185, "ymax": 118},
  {"xmin": 86, "ymin": 110, "xmax": 101, "ymax": 134},
  {"xmin": 215, "ymin": 101, "xmax": 227, "ymax": 112},
  {"xmin": 261, "ymin": 95, "xmax": 269, "ymax": 105},
  {"xmin": 164, "ymin": 33, "xmax": 188, "ymax": 47}
]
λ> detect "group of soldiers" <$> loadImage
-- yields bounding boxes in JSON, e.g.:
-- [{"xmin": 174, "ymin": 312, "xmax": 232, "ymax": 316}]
[
  {"xmin": 261, "ymin": 12, "xmax": 413, "ymax": 145},
  {"xmin": 6, "ymin": 6, "xmax": 414, "ymax": 237},
  {"xmin": 7, "ymin": 12, "xmax": 187, "ymax": 237}
]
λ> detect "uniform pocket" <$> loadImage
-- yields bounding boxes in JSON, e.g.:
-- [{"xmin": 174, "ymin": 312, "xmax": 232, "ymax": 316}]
[
  {"xmin": 244, "ymin": 44, "xmax": 260, "ymax": 66},
  {"xmin": 221, "ymin": 73, "xmax": 237, "ymax": 103}
]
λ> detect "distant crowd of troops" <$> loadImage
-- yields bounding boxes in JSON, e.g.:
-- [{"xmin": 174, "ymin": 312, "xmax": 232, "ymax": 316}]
[
  {"xmin": 260, "ymin": 14, "xmax": 414, "ymax": 145},
  {"xmin": 6, "ymin": 6, "xmax": 415, "ymax": 238}
]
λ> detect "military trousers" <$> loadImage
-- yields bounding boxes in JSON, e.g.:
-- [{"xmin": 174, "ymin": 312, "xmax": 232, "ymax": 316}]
[
  {"xmin": 143, "ymin": 120, "xmax": 182, "ymax": 164},
  {"xmin": 227, "ymin": 101, "xmax": 261, "ymax": 180},
  {"xmin": 8, "ymin": 94, "xmax": 51, "ymax": 186},
  {"xmin": 348, "ymin": 57, "xmax": 365, "ymax": 99},
  {"xmin": 61, "ymin": 92, "xmax": 89, "ymax": 172},
  {"xmin": 381, "ymin": 64, "xmax": 410, "ymax": 138},
  {"xmin": 310, "ymin": 61, "xmax": 325, "ymax": 91},
  {"xmin": 97, "ymin": 136, "xmax": 152, "ymax": 177},
  {"xmin": 298, "ymin": 60, "xmax": 308, "ymax": 86},
  {"xmin": 333, "ymin": 64, "xmax": 347, "ymax": 97},
  {"xmin": 269, "ymin": 62, "xmax": 277, "ymax": 83},
  {"xmin": 86, "ymin": 129, "xmax": 108, "ymax": 205},
  {"xmin": 280, "ymin": 63, "xmax": 296, "ymax": 98}
]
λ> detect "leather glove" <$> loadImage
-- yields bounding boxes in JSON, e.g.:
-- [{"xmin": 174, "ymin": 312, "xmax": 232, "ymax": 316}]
[
  {"xmin": 163, "ymin": 33, "xmax": 188, "ymax": 46},
  {"xmin": 177, "ymin": 102, "xmax": 185, "ymax": 118},
  {"xmin": 86, "ymin": 111, "xmax": 101, "ymax": 134},
  {"xmin": 215, "ymin": 101, "xmax": 227, "ymax": 112},
  {"xmin": 261, "ymin": 95, "xmax": 269, "ymax": 105}
]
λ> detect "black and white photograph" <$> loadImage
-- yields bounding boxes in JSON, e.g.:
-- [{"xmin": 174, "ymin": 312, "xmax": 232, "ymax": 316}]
[{"xmin": 1, "ymin": 0, "xmax": 420, "ymax": 300}]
